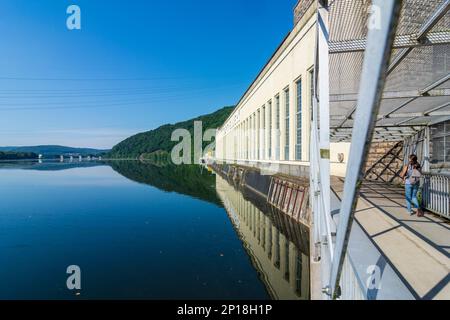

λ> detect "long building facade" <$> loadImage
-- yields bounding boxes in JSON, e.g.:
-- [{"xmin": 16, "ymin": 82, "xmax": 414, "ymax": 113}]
[{"xmin": 215, "ymin": 1, "xmax": 349, "ymax": 176}]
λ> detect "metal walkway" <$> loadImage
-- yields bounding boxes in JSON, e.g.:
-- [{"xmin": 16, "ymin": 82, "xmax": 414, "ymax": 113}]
[{"xmin": 331, "ymin": 177, "xmax": 450, "ymax": 300}]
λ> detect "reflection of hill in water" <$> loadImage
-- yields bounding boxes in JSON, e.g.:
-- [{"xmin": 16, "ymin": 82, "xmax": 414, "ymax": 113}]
[
  {"xmin": 109, "ymin": 161, "xmax": 222, "ymax": 207},
  {"xmin": 0, "ymin": 160, "xmax": 104, "ymax": 171},
  {"xmin": 1, "ymin": 160, "xmax": 221, "ymax": 207}
]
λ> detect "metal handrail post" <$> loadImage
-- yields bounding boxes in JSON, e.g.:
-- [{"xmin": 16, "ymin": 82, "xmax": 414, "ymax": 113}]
[
  {"xmin": 318, "ymin": 0, "xmax": 334, "ymax": 244},
  {"xmin": 311, "ymin": 2, "xmax": 321, "ymax": 263}
]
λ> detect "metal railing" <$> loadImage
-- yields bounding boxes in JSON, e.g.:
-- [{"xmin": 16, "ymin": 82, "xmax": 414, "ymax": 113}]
[
  {"xmin": 309, "ymin": 0, "xmax": 366, "ymax": 300},
  {"xmin": 421, "ymin": 173, "xmax": 450, "ymax": 219},
  {"xmin": 339, "ymin": 254, "xmax": 365, "ymax": 300},
  {"xmin": 310, "ymin": 0, "xmax": 405, "ymax": 299},
  {"xmin": 311, "ymin": 103, "xmax": 368, "ymax": 300}
]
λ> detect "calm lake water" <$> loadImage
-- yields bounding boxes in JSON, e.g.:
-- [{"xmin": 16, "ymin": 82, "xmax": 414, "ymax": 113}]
[{"xmin": 0, "ymin": 161, "xmax": 309, "ymax": 299}]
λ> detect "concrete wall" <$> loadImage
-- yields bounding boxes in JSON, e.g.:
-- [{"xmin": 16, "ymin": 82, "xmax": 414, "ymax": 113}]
[
  {"xmin": 330, "ymin": 142, "xmax": 351, "ymax": 177},
  {"xmin": 365, "ymin": 141, "xmax": 404, "ymax": 184},
  {"xmin": 329, "ymin": 141, "xmax": 404, "ymax": 179}
]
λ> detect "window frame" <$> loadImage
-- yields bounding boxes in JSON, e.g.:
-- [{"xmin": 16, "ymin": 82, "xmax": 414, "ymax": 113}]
[
  {"xmin": 295, "ymin": 78, "xmax": 302, "ymax": 161},
  {"xmin": 284, "ymin": 87, "xmax": 290, "ymax": 161}
]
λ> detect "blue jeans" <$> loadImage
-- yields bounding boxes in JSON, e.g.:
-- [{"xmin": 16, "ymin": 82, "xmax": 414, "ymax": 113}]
[{"xmin": 405, "ymin": 183, "xmax": 419, "ymax": 212}]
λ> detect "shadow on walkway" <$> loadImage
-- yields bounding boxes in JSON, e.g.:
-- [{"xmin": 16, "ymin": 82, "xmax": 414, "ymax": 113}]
[{"xmin": 332, "ymin": 178, "xmax": 450, "ymax": 300}]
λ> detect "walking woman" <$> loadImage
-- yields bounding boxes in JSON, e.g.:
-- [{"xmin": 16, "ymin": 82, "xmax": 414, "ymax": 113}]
[{"xmin": 400, "ymin": 154, "xmax": 423, "ymax": 216}]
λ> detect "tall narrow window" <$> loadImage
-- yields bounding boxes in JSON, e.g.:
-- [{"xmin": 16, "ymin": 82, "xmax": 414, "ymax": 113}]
[
  {"xmin": 274, "ymin": 230, "xmax": 280, "ymax": 269},
  {"xmin": 253, "ymin": 113, "xmax": 256, "ymax": 159},
  {"xmin": 309, "ymin": 69, "xmax": 314, "ymax": 122},
  {"xmin": 240, "ymin": 123, "xmax": 243, "ymax": 159},
  {"xmin": 296, "ymin": 79, "xmax": 302, "ymax": 160},
  {"xmin": 284, "ymin": 240, "xmax": 290, "ymax": 281},
  {"xmin": 296, "ymin": 253, "xmax": 303, "ymax": 296},
  {"xmin": 268, "ymin": 100, "xmax": 272, "ymax": 159},
  {"xmin": 250, "ymin": 115, "xmax": 255, "ymax": 159},
  {"xmin": 234, "ymin": 129, "xmax": 237, "ymax": 160},
  {"xmin": 239, "ymin": 124, "xmax": 242, "ymax": 159},
  {"xmin": 262, "ymin": 106, "xmax": 266, "ymax": 160},
  {"xmin": 284, "ymin": 88, "xmax": 290, "ymax": 160},
  {"xmin": 223, "ymin": 133, "xmax": 227, "ymax": 160},
  {"xmin": 250, "ymin": 115, "xmax": 253, "ymax": 159},
  {"xmin": 248, "ymin": 118, "xmax": 251, "ymax": 160},
  {"xmin": 246, "ymin": 119, "xmax": 249, "ymax": 159},
  {"xmin": 275, "ymin": 95, "xmax": 280, "ymax": 160},
  {"xmin": 257, "ymin": 110, "xmax": 260, "ymax": 160},
  {"xmin": 267, "ymin": 221, "xmax": 272, "ymax": 259},
  {"xmin": 238, "ymin": 124, "xmax": 240, "ymax": 159}
]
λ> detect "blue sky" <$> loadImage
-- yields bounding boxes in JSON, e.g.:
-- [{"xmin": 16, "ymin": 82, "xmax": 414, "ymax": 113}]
[{"xmin": 0, "ymin": 0, "xmax": 296, "ymax": 148}]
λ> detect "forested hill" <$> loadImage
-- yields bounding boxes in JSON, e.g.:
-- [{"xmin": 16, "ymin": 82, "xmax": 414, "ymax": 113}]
[{"xmin": 108, "ymin": 106, "xmax": 234, "ymax": 159}]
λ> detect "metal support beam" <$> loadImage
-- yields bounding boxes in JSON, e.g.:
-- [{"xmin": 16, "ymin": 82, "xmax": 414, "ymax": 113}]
[
  {"xmin": 420, "ymin": 73, "xmax": 450, "ymax": 95},
  {"xmin": 388, "ymin": 110, "xmax": 450, "ymax": 118},
  {"xmin": 330, "ymin": 88, "xmax": 450, "ymax": 103},
  {"xmin": 425, "ymin": 101, "xmax": 450, "ymax": 115},
  {"xmin": 390, "ymin": 102, "xmax": 450, "ymax": 126},
  {"xmin": 336, "ymin": 107, "xmax": 356, "ymax": 128},
  {"xmin": 329, "ymin": 31, "xmax": 450, "ymax": 53},
  {"xmin": 387, "ymin": 47, "xmax": 412, "ymax": 74},
  {"xmin": 333, "ymin": 125, "xmax": 423, "ymax": 131},
  {"xmin": 328, "ymin": 0, "xmax": 403, "ymax": 299},
  {"xmin": 416, "ymin": 0, "xmax": 450, "ymax": 41},
  {"xmin": 395, "ymin": 116, "xmax": 419, "ymax": 126},
  {"xmin": 330, "ymin": 101, "xmax": 450, "ymax": 123},
  {"xmin": 378, "ymin": 73, "xmax": 450, "ymax": 121},
  {"xmin": 332, "ymin": 73, "xmax": 450, "ymax": 128}
]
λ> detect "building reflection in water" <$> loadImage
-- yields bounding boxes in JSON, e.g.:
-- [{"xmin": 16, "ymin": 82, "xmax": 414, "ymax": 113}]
[{"xmin": 216, "ymin": 174, "xmax": 310, "ymax": 300}]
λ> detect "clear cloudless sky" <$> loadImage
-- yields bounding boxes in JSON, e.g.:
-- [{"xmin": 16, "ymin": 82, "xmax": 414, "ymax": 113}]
[{"xmin": 0, "ymin": 0, "xmax": 297, "ymax": 149}]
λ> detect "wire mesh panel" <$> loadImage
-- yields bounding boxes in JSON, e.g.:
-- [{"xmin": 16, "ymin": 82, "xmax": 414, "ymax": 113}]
[{"xmin": 328, "ymin": 0, "xmax": 450, "ymax": 143}]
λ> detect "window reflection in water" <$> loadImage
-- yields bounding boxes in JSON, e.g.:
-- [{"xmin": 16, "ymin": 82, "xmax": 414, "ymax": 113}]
[{"xmin": 216, "ymin": 174, "xmax": 310, "ymax": 300}]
